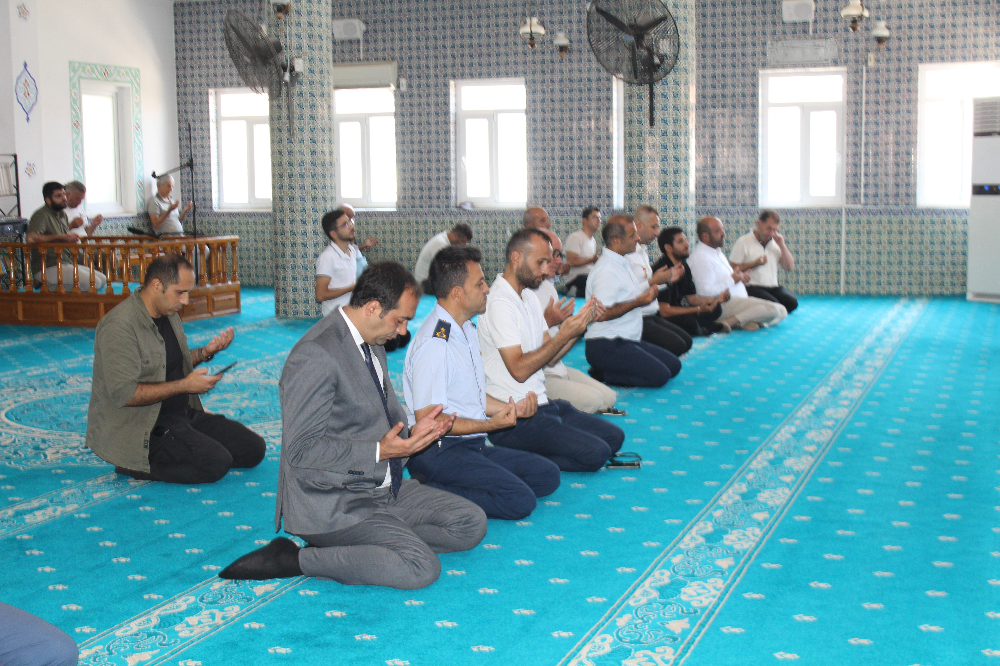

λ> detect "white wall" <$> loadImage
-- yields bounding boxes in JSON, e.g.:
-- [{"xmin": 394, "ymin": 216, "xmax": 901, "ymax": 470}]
[{"xmin": 3, "ymin": 0, "xmax": 179, "ymax": 214}]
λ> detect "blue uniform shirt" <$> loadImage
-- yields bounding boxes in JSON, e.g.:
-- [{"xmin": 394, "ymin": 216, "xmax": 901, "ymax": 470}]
[{"xmin": 403, "ymin": 303, "xmax": 487, "ymax": 435}]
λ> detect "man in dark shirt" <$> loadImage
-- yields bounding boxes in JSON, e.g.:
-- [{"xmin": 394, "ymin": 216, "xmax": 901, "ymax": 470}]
[
  {"xmin": 86, "ymin": 253, "xmax": 265, "ymax": 483},
  {"xmin": 652, "ymin": 227, "xmax": 728, "ymax": 337}
]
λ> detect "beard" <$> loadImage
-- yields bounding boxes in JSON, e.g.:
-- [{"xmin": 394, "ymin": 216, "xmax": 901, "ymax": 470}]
[
  {"xmin": 49, "ymin": 201, "xmax": 67, "ymax": 211},
  {"xmin": 515, "ymin": 263, "xmax": 543, "ymax": 290}
]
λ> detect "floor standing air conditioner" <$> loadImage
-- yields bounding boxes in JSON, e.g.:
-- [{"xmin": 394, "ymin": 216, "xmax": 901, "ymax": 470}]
[{"xmin": 968, "ymin": 98, "xmax": 1000, "ymax": 302}]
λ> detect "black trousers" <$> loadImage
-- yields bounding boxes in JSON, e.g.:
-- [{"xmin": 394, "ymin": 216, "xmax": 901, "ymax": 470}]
[
  {"xmin": 642, "ymin": 315, "xmax": 692, "ymax": 356},
  {"xmin": 666, "ymin": 304, "xmax": 724, "ymax": 337},
  {"xmin": 146, "ymin": 407, "xmax": 266, "ymax": 484},
  {"xmin": 562, "ymin": 274, "xmax": 588, "ymax": 297},
  {"xmin": 746, "ymin": 285, "xmax": 798, "ymax": 314},
  {"xmin": 585, "ymin": 337, "xmax": 682, "ymax": 388}
]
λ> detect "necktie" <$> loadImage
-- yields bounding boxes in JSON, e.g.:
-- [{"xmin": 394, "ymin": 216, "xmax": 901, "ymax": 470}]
[{"xmin": 361, "ymin": 342, "xmax": 402, "ymax": 498}]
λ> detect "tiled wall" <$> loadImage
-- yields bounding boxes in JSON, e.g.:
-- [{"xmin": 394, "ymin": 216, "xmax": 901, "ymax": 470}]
[{"xmin": 695, "ymin": 0, "xmax": 999, "ymax": 294}]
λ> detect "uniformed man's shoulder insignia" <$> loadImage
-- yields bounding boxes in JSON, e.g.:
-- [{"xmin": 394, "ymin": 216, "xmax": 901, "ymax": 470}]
[{"xmin": 433, "ymin": 320, "xmax": 451, "ymax": 341}]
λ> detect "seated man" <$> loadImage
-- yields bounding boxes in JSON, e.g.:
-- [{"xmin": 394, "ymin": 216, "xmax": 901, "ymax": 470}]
[
  {"xmin": 585, "ymin": 215, "xmax": 682, "ymax": 388},
  {"xmin": 562, "ymin": 206, "xmax": 601, "ymax": 297},
  {"xmin": 315, "ymin": 208, "xmax": 359, "ymax": 317},
  {"xmin": 413, "ymin": 223, "xmax": 474, "ymax": 288},
  {"xmin": 478, "ymin": 228, "xmax": 624, "ymax": 472},
  {"xmin": 26, "ymin": 181, "xmax": 107, "ymax": 292},
  {"xmin": 64, "ymin": 180, "xmax": 103, "ymax": 237},
  {"xmin": 404, "ymin": 246, "xmax": 560, "ymax": 520},
  {"xmin": 522, "ymin": 206, "xmax": 551, "ymax": 230},
  {"xmin": 531, "ymin": 228, "xmax": 620, "ymax": 415},
  {"xmin": 86, "ymin": 253, "xmax": 265, "ymax": 483},
  {"xmin": 652, "ymin": 227, "xmax": 727, "ymax": 336},
  {"xmin": 221, "ymin": 262, "xmax": 486, "ymax": 590},
  {"xmin": 629, "ymin": 205, "xmax": 692, "ymax": 356},
  {"xmin": 729, "ymin": 210, "xmax": 798, "ymax": 314},
  {"xmin": 146, "ymin": 175, "xmax": 191, "ymax": 236},
  {"xmin": 688, "ymin": 216, "xmax": 787, "ymax": 331}
]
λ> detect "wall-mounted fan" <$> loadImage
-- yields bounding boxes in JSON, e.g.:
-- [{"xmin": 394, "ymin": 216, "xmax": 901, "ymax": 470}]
[
  {"xmin": 586, "ymin": 0, "xmax": 680, "ymax": 126},
  {"xmin": 223, "ymin": 7, "xmax": 299, "ymax": 135}
]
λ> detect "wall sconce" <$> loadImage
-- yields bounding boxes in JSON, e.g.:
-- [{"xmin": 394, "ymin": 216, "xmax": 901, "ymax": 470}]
[
  {"xmin": 553, "ymin": 31, "xmax": 571, "ymax": 57},
  {"xmin": 871, "ymin": 20, "xmax": 890, "ymax": 48},
  {"xmin": 519, "ymin": 16, "xmax": 545, "ymax": 48},
  {"xmin": 840, "ymin": 0, "xmax": 869, "ymax": 31}
]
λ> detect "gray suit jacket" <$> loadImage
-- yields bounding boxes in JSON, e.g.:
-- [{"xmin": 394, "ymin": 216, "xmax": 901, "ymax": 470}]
[{"xmin": 275, "ymin": 311, "xmax": 408, "ymax": 536}]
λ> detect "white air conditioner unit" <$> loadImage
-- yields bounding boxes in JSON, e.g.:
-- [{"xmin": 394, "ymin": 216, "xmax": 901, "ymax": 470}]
[
  {"xmin": 782, "ymin": 0, "xmax": 815, "ymax": 22},
  {"xmin": 332, "ymin": 18, "xmax": 366, "ymax": 40},
  {"xmin": 331, "ymin": 61, "xmax": 399, "ymax": 90},
  {"xmin": 968, "ymin": 97, "xmax": 1000, "ymax": 303}
]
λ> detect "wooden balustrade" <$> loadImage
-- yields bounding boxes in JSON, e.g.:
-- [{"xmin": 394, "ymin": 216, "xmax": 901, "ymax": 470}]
[{"xmin": 0, "ymin": 235, "xmax": 241, "ymax": 326}]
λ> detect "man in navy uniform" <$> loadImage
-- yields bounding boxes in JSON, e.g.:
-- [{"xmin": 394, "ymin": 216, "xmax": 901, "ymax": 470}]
[{"xmin": 403, "ymin": 246, "xmax": 561, "ymax": 520}]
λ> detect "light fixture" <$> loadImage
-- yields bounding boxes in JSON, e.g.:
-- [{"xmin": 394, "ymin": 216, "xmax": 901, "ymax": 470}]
[
  {"xmin": 871, "ymin": 20, "xmax": 890, "ymax": 48},
  {"xmin": 840, "ymin": 0, "xmax": 869, "ymax": 32},
  {"xmin": 519, "ymin": 16, "xmax": 545, "ymax": 48},
  {"xmin": 553, "ymin": 31, "xmax": 571, "ymax": 57}
]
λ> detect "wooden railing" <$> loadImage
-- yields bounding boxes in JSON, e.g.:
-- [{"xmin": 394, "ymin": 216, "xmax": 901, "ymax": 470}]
[{"xmin": 0, "ymin": 235, "xmax": 241, "ymax": 326}]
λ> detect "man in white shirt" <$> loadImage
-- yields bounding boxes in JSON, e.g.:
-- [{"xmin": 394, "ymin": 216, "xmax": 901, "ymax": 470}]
[
  {"xmin": 340, "ymin": 203, "xmax": 378, "ymax": 279},
  {"xmin": 413, "ymin": 224, "xmax": 474, "ymax": 286},
  {"xmin": 64, "ymin": 181, "xmax": 103, "ymax": 237},
  {"xmin": 629, "ymin": 205, "xmax": 692, "ymax": 356},
  {"xmin": 729, "ymin": 210, "xmax": 798, "ymax": 314},
  {"xmin": 562, "ymin": 206, "xmax": 601, "ymax": 297},
  {"xmin": 687, "ymin": 216, "xmax": 787, "ymax": 331},
  {"xmin": 146, "ymin": 175, "xmax": 191, "ymax": 236},
  {"xmin": 585, "ymin": 215, "xmax": 682, "ymax": 387},
  {"xmin": 479, "ymin": 228, "xmax": 624, "ymax": 472},
  {"xmin": 531, "ymin": 228, "xmax": 621, "ymax": 415},
  {"xmin": 315, "ymin": 208, "xmax": 359, "ymax": 317}
]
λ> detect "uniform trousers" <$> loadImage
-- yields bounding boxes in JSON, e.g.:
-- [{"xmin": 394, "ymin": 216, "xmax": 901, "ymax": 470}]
[
  {"xmin": 406, "ymin": 435, "xmax": 560, "ymax": 520},
  {"xmin": 642, "ymin": 315, "xmax": 693, "ymax": 356},
  {"xmin": 719, "ymin": 296, "xmax": 787, "ymax": 328},
  {"xmin": 585, "ymin": 337, "xmax": 681, "ymax": 388},
  {"xmin": 0, "ymin": 602, "xmax": 78, "ymax": 666},
  {"xmin": 544, "ymin": 366, "xmax": 617, "ymax": 413},
  {"xmin": 487, "ymin": 400, "xmax": 623, "ymax": 472},
  {"xmin": 130, "ymin": 408, "xmax": 266, "ymax": 484},
  {"xmin": 296, "ymin": 480, "xmax": 487, "ymax": 590},
  {"xmin": 666, "ymin": 304, "xmax": 724, "ymax": 337},
  {"xmin": 746, "ymin": 285, "xmax": 798, "ymax": 314}
]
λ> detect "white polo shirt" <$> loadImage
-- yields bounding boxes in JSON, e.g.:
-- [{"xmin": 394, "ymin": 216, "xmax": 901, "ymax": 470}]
[
  {"xmin": 687, "ymin": 242, "xmax": 747, "ymax": 299},
  {"xmin": 529, "ymin": 278, "xmax": 569, "ymax": 380},
  {"xmin": 563, "ymin": 230, "xmax": 596, "ymax": 283},
  {"xmin": 584, "ymin": 249, "xmax": 644, "ymax": 342},
  {"xmin": 413, "ymin": 231, "xmax": 450, "ymax": 283},
  {"xmin": 626, "ymin": 243, "xmax": 660, "ymax": 316},
  {"xmin": 316, "ymin": 241, "xmax": 359, "ymax": 316},
  {"xmin": 478, "ymin": 274, "xmax": 549, "ymax": 405},
  {"xmin": 64, "ymin": 205, "xmax": 89, "ymax": 237},
  {"xmin": 729, "ymin": 231, "xmax": 782, "ymax": 287}
]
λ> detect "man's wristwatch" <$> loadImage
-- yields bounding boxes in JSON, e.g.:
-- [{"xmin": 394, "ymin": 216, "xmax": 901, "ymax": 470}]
[{"xmin": 200, "ymin": 346, "xmax": 214, "ymax": 363}]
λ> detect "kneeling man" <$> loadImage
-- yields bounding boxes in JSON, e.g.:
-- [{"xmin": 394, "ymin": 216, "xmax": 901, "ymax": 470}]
[
  {"xmin": 585, "ymin": 215, "xmax": 682, "ymax": 387},
  {"xmin": 221, "ymin": 262, "xmax": 486, "ymax": 590},
  {"xmin": 404, "ymin": 246, "xmax": 560, "ymax": 520},
  {"xmin": 86, "ymin": 254, "xmax": 265, "ymax": 483}
]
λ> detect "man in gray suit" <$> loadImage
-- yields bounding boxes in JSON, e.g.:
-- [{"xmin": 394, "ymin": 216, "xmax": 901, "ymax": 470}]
[{"xmin": 221, "ymin": 262, "xmax": 487, "ymax": 589}]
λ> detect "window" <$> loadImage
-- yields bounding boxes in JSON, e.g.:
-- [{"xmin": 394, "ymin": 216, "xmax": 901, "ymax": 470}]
[
  {"xmin": 211, "ymin": 89, "xmax": 271, "ymax": 210},
  {"xmin": 917, "ymin": 62, "xmax": 1000, "ymax": 207},
  {"xmin": 454, "ymin": 79, "xmax": 527, "ymax": 208},
  {"xmin": 334, "ymin": 87, "xmax": 397, "ymax": 208},
  {"xmin": 79, "ymin": 80, "xmax": 135, "ymax": 215},
  {"xmin": 759, "ymin": 68, "xmax": 845, "ymax": 207}
]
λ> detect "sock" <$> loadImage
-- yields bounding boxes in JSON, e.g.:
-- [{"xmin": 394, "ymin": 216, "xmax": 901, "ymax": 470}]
[{"xmin": 219, "ymin": 538, "xmax": 302, "ymax": 580}]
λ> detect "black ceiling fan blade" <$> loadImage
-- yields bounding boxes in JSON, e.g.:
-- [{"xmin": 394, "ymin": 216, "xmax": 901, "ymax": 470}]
[
  {"xmin": 636, "ymin": 13, "xmax": 669, "ymax": 34},
  {"xmin": 629, "ymin": 39, "xmax": 640, "ymax": 80},
  {"xmin": 594, "ymin": 5, "xmax": 635, "ymax": 36}
]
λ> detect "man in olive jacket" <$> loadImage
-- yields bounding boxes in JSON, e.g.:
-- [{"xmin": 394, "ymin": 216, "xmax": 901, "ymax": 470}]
[{"xmin": 86, "ymin": 253, "xmax": 264, "ymax": 483}]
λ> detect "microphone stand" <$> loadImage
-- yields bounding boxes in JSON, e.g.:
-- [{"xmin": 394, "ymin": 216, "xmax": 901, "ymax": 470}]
[{"xmin": 151, "ymin": 123, "xmax": 199, "ymax": 283}]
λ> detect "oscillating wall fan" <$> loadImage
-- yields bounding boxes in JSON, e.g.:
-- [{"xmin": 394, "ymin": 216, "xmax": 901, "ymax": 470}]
[
  {"xmin": 223, "ymin": 8, "xmax": 297, "ymax": 135},
  {"xmin": 586, "ymin": 0, "xmax": 680, "ymax": 125}
]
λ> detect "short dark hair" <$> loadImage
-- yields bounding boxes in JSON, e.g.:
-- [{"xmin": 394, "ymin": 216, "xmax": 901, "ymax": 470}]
[
  {"xmin": 143, "ymin": 253, "xmax": 193, "ymax": 288},
  {"xmin": 601, "ymin": 214, "xmax": 632, "ymax": 246},
  {"xmin": 658, "ymin": 227, "xmax": 685, "ymax": 254},
  {"xmin": 451, "ymin": 223, "xmax": 474, "ymax": 242},
  {"xmin": 634, "ymin": 204, "xmax": 659, "ymax": 222},
  {"xmin": 42, "ymin": 182, "xmax": 64, "ymax": 200},
  {"xmin": 759, "ymin": 209, "xmax": 779, "ymax": 224},
  {"xmin": 321, "ymin": 209, "xmax": 349, "ymax": 238},
  {"xmin": 348, "ymin": 261, "xmax": 421, "ymax": 314},
  {"xmin": 582, "ymin": 206, "xmax": 600, "ymax": 219},
  {"xmin": 505, "ymin": 227, "xmax": 550, "ymax": 263},
  {"xmin": 429, "ymin": 246, "xmax": 483, "ymax": 300},
  {"xmin": 696, "ymin": 218, "xmax": 712, "ymax": 241}
]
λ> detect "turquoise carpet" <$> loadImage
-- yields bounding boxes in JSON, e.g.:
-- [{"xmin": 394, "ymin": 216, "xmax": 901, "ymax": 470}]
[{"xmin": 1, "ymin": 292, "xmax": 997, "ymax": 665}]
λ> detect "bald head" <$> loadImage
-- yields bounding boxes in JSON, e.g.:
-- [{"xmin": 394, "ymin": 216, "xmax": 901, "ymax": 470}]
[
  {"xmin": 696, "ymin": 216, "xmax": 726, "ymax": 249},
  {"xmin": 522, "ymin": 206, "xmax": 550, "ymax": 229}
]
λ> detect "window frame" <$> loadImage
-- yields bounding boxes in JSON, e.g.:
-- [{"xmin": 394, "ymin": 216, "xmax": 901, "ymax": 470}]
[
  {"xmin": 79, "ymin": 83, "xmax": 128, "ymax": 215},
  {"xmin": 453, "ymin": 78, "xmax": 528, "ymax": 209},
  {"xmin": 758, "ymin": 67, "xmax": 846, "ymax": 208},
  {"xmin": 333, "ymin": 86, "xmax": 398, "ymax": 210},
  {"xmin": 210, "ymin": 88, "xmax": 271, "ymax": 211}
]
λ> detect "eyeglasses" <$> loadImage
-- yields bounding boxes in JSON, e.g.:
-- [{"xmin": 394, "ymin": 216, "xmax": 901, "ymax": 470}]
[{"xmin": 552, "ymin": 250, "xmax": 564, "ymax": 260}]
